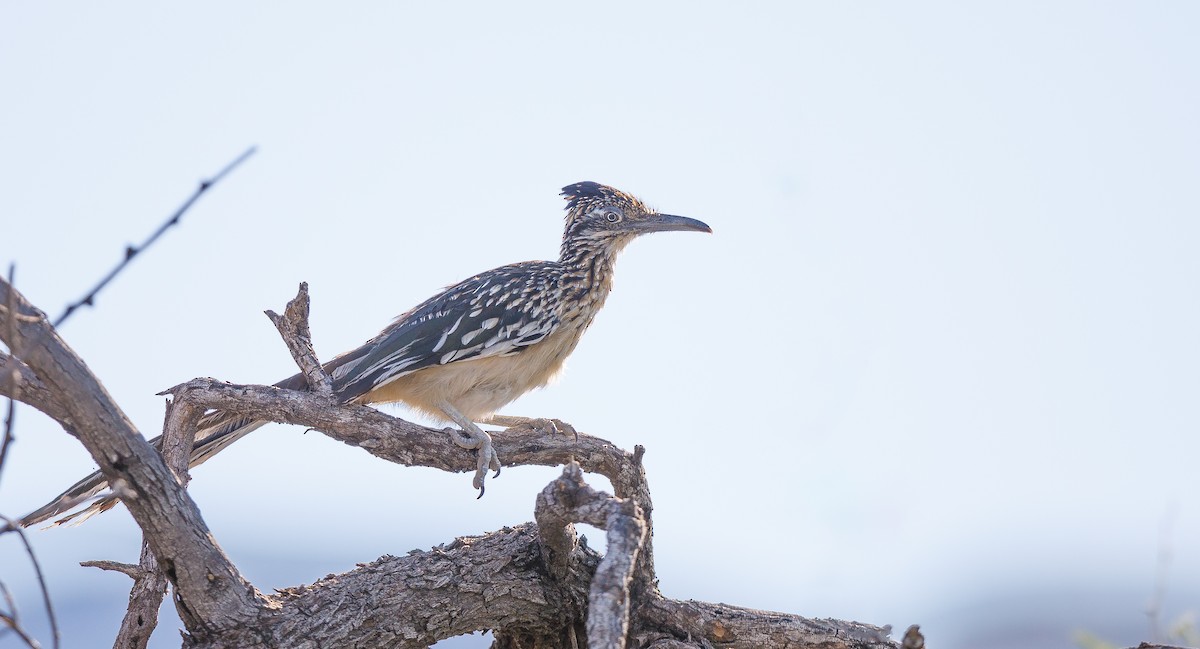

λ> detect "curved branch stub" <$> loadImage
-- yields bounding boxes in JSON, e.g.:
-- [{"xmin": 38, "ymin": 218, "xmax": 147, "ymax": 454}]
[
  {"xmin": 534, "ymin": 462, "xmax": 647, "ymax": 649},
  {"xmin": 264, "ymin": 282, "xmax": 334, "ymax": 398}
]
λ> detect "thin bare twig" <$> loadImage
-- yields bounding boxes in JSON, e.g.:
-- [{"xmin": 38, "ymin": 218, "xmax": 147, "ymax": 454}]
[
  {"xmin": 79, "ymin": 561, "xmax": 145, "ymax": 580},
  {"xmin": 0, "ymin": 397, "xmax": 14, "ymax": 481},
  {"xmin": 53, "ymin": 146, "xmax": 257, "ymax": 328},
  {"xmin": 0, "ymin": 579, "xmax": 40, "ymax": 648},
  {"xmin": 0, "ymin": 516, "xmax": 59, "ymax": 649},
  {"xmin": 1, "ymin": 264, "xmax": 18, "ymax": 482}
]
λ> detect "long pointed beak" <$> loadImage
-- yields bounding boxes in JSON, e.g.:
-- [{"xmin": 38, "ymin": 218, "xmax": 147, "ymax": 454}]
[{"xmin": 629, "ymin": 213, "xmax": 713, "ymax": 235}]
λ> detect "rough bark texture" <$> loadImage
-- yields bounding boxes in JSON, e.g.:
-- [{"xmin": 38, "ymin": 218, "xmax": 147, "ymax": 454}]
[
  {"xmin": 270, "ymin": 524, "xmax": 584, "ymax": 648},
  {"xmin": 535, "ymin": 462, "xmax": 647, "ymax": 648},
  {"xmin": 0, "ymin": 278, "xmax": 267, "ymax": 642},
  {"xmin": 636, "ymin": 599, "xmax": 893, "ymax": 648},
  {"xmin": 0, "ymin": 352, "xmax": 76, "ymax": 434},
  {"xmin": 2, "ymin": 279, "xmax": 901, "ymax": 649},
  {"xmin": 263, "ymin": 282, "xmax": 333, "ymax": 398},
  {"xmin": 110, "ymin": 398, "xmax": 205, "ymax": 649}
]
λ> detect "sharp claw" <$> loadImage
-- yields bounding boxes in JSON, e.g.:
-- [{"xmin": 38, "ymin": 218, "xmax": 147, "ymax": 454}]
[
  {"xmin": 450, "ymin": 422, "xmax": 502, "ymax": 497},
  {"xmin": 472, "ymin": 444, "xmax": 496, "ymax": 496}
]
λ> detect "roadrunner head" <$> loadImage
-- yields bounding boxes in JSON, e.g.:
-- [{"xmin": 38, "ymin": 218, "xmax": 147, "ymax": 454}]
[{"xmin": 559, "ymin": 182, "xmax": 711, "ymax": 260}]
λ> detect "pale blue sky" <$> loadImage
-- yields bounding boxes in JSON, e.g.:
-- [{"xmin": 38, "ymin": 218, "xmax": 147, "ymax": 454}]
[{"xmin": 2, "ymin": 3, "xmax": 1199, "ymax": 648}]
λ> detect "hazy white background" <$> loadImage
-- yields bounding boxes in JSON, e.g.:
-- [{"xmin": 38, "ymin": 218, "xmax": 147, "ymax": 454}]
[{"xmin": 2, "ymin": 3, "xmax": 1198, "ymax": 648}]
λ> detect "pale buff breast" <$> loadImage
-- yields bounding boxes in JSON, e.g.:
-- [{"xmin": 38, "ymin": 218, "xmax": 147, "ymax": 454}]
[{"xmin": 363, "ymin": 325, "xmax": 587, "ymax": 422}]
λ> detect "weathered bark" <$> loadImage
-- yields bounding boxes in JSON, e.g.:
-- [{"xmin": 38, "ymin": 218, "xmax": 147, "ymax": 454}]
[
  {"xmin": 108, "ymin": 398, "xmax": 205, "ymax": 649},
  {"xmin": 0, "ymin": 278, "xmax": 267, "ymax": 642},
  {"xmin": 263, "ymin": 282, "xmax": 334, "ymax": 399},
  {"xmin": 269, "ymin": 523, "xmax": 587, "ymax": 649},
  {"xmin": 0, "ymin": 352, "xmax": 76, "ymax": 435},
  {"xmin": 1, "ymin": 278, "xmax": 900, "ymax": 649},
  {"xmin": 535, "ymin": 462, "xmax": 646, "ymax": 649},
  {"xmin": 636, "ymin": 599, "xmax": 893, "ymax": 648}
]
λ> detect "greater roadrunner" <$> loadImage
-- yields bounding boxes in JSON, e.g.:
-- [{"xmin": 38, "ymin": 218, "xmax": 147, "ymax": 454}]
[{"xmin": 23, "ymin": 181, "xmax": 710, "ymax": 527}]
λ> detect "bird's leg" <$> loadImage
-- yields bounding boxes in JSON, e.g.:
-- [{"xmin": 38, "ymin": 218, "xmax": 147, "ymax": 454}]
[
  {"xmin": 480, "ymin": 415, "xmax": 578, "ymax": 440},
  {"xmin": 437, "ymin": 400, "xmax": 502, "ymax": 496}
]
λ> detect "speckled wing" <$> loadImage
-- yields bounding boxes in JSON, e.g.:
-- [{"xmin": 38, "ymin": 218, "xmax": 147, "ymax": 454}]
[{"xmin": 331, "ymin": 262, "xmax": 563, "ymax": 400}]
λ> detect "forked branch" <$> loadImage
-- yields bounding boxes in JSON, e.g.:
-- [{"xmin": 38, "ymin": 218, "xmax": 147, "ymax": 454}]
[{"xmin": 536, "ymin": 462, "xmax": 647, "ymax": 649}]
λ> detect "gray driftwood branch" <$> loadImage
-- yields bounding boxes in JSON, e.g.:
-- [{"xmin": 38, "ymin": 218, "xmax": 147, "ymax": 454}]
[
  {"xmin": 106, "ymin": 397, "xmax": 205, "ymax": 649},
  {"xmin": 0, "ymin": 352, "xmax": 75, "ymax": 435},
  {"xmin": 0, "ymin": 277, "xmax": 267, "ymax": 638},
  {"xmin": 1, "ymin": 278, "xmax": 899, "ymax": 648},
  {"xmin": 535, "ymin": 462, "xmax": 647, "ymax": 649},
  {"xmin": 264, "ymin": 282, "xmax": 334, "ymax": 398}
]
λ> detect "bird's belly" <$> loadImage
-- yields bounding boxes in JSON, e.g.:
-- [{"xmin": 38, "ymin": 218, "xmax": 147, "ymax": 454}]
[{"xmin": 368, "ymin": 327, "xmax": 583, "ymax": 422}]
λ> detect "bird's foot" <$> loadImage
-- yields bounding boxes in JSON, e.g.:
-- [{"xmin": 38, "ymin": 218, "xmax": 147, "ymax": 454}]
[
  {"xmin": 488, "ymin": 415, "xmax": 578, "ymax": 440},
  {"xmin": 448, "ymin": 425, "xmax": 501, "ymax": 497}
]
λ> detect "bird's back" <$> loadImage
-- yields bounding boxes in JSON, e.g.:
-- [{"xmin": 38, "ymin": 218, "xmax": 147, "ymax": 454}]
[{"xmin": 326, "ymin": 260, "xmax": 583, "ymax": 414}]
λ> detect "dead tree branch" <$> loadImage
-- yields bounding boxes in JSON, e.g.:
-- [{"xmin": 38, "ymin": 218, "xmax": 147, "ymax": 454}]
[
  {"xmin": 636, "ymin": 598, "xmax": 894, "ymax": 649},
  {"xmin": 264, "ymin": 282, "xmax": 333, "ymax": 398},
  {"xmin": 0, "ymin": 579, "xmax": 40, "ymax": 649},
  {"xmin": 0, "ymin": 516, "xmax": 59, "ymax": 649},
  {"xmin": 2, "ymin": 150, "xmax": 253, "ymax": 648},
  {"xmin": 107, "ymin": 397, "xmax": 204, "ymax": 649},
  {"xmin": 269, "ymin": 523, "xmax": 588, "ymax": 649},
  {"xmin": 0, "ymin": 265, "xmax": 61, "ymax": 649},
  {"xmin": 78, "ymin": 561, "xmax": 146, "ymax": 580},
  {"xmin": 0, "ymin": 354, "xmax": 75, "ymax": 436},
  {"xmin": 535, "ymin": 462, "xmax": 647, "ymax": 649},
  {"xmin": 2, "ymin": 279, "xmax": 899, "ymax": 649},
  {"xmin": 0, "ymin": 277, "xmax": 267, "ymax": 638}
]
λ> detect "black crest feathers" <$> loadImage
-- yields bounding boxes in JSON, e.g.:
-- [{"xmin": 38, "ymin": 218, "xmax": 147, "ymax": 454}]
[{"xmin": 560, "ymin": 181, "xmax": 613, "ymax": 212}]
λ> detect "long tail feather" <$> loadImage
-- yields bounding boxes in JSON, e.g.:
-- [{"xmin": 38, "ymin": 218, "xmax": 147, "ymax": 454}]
[
  {"xmin": 21, "ymin": 331, "xmax": 375, "ymax": 528},
  {"xmin": 19, "ymin": 412, "xmax": 267, "ymax": 527}
]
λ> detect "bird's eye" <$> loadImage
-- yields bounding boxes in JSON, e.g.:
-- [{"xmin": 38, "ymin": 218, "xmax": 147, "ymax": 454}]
[{"xmin": 605, "ymin": 210, "xmax": 622, "ymax": 223}]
